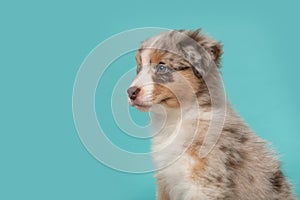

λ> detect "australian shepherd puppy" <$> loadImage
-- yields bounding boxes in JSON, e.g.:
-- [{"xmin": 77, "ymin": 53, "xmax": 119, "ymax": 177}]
[{"xmin": 127, "ymin": 29, "xmax": 295, "ymax": 200}]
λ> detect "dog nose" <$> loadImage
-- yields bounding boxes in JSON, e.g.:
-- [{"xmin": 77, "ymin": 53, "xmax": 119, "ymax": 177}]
[{"xmin": 127, "ymin": 86, "xmax": 141, "ymax": 100}]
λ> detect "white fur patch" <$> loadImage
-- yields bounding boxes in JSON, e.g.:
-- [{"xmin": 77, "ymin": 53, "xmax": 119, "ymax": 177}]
[{"xmin": 130, "ymin": 50, "xmax": 154, "ymax": 104}]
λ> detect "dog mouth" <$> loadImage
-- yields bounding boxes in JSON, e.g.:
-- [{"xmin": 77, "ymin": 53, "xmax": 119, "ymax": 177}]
[
  {"xmin": 128, "ymin": 99, "xmax": 152, "ymax": 110},
  {"xmin": 133, "ymin": 103, "xmax": 152, "ymax": 112},
  {"xmin": 128, "ymin": 96, "xmax": 176, "ymax": 112},
  {"xmin": 134, "ymin": 103, "xmax": 151, "ymax": 108},
  {"xmin": 129, "ymin": 97, "xmax": 173, "ymax": 107}
]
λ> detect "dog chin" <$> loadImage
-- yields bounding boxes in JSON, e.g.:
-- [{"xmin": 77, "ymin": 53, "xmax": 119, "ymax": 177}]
[
  {"xmin": 128, "ymin": 99, "xmax": 152, "ymax": 112},
  {"xmin": 135, "ymin": 104, "xmax": 151, "ymax": 112}
]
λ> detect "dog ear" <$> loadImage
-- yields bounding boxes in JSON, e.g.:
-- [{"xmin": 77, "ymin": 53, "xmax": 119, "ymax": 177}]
[
  {"xmin": 177, "ymin": 29, "xmax": 223, "ymax": 77},
  {"xmin": 205, "ymin": 40, "xmax": 223, "ymax": 65},
  {"xmin": 188, "ymin": 29, "xmax": 223, "ymax": 65}
]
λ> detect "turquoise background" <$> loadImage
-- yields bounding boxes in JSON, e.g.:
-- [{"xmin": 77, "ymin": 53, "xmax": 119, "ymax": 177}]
[{"xmin": 1, "ymin": 0, "xmax": 299, "ymax": 199}]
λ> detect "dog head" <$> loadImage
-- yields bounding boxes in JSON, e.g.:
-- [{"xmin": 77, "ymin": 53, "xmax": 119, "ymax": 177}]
[{"xmin": 127, "ymin": 29, "xmax": 222, "ymax": 112}]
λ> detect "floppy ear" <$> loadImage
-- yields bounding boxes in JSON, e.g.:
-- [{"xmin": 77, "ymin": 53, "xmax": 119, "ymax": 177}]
[
  {"xmin": 205, "ymin": 40, "xmax": 223, "ymax": 65},
  {"xmin": 177, "ymin": 29, "xmax": 223, "ymax": 78},
  {"xmin": 186, "ymin": 29, "xmax": 223, "ymax": 65}
]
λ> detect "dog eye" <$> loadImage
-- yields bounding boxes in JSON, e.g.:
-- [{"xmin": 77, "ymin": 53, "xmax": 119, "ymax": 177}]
[{"xmin": 156, "ymin": 63, "xmax": 169, "ymax": 74}]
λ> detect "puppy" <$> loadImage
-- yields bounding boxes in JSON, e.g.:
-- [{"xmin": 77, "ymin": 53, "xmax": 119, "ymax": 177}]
[{"xmin": 127, "ymin": 29, "xmax": 296, "ymax": 200}]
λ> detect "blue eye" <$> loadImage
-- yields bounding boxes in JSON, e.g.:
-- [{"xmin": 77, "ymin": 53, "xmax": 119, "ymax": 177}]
[{"xmin": 156, "ymin": 64, "xmax": 169, "ymax": 73}]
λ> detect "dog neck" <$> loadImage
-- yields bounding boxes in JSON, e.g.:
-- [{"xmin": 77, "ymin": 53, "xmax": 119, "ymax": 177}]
[
  {"xmin": 150, "ymin": 102, "xmax": 211, "ymax": 145},
  {"xmin": 149, "ymin": 102, "xmax": 211, "ymax": 170}
]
